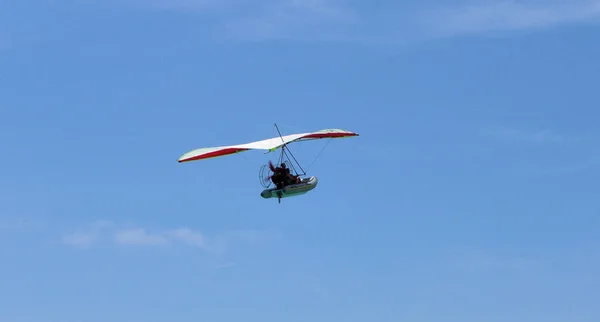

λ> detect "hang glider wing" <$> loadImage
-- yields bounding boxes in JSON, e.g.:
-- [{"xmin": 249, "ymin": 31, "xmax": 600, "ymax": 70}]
[
  {"xmin": 177, "ymin": 128, "xmax": 358, "ymax": 163},
  {"xmin": 265, "ymin": 128, "xmax": 358, "ymax": 152}
]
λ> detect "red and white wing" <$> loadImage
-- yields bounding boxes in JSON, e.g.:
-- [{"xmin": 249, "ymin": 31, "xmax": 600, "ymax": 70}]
[
  {"xmin": 267, "ymin": 128, "xmax": 359, "ymax": 152},
  {"xmin": 177, "ymin": 128, "xmax": 358, "ymax": 163}
]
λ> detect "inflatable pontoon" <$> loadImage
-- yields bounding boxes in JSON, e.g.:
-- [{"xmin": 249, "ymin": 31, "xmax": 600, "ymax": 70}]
[{"xmin": 261, "ymin": 176, "xmax": 318, "ymax": 202}]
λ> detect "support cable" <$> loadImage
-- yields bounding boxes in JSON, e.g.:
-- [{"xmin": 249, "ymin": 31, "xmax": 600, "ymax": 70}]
[
  {"xmin": 274, "ymin": 123, "xmax": 306, "ymax": 176},
  {"xmin": 305, "ymin": 138, "xmax": 332, "ymax": 173}
]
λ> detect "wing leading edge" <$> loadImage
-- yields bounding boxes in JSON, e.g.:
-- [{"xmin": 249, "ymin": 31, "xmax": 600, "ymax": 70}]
[{"xmin": 177, "ymin": 128, "xmax": 358, "ymax": 163}]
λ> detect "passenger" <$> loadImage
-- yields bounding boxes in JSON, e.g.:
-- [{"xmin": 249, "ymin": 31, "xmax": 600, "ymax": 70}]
[
  {"xmin": 280, "ymin": 163, "xmax": 300, "ymax": 185},
  {"xmin": 269, "ymin": 162, "xmax": 300, "ymax": 188},
  {"xmin": 269, "ymin": 162, "xmax": 286, "ymax": 189}
]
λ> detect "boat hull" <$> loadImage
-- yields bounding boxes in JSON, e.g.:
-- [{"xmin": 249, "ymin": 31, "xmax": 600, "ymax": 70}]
[{"xmin": 261, "ymin": 176, "xmax": 318, "ymax": 199}]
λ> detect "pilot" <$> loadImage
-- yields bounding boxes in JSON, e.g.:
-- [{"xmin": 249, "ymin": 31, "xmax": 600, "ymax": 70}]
[
  {"xmin": 280, "ymin": 163, "xmax": 300, "ymax": 185},
  {"xmin": 271, "ymin": 163, "xmax": 299, "ymax": 189},
  {"xmin": 271, "ymin": 163, "xmax": 287, "ymax": 189}
]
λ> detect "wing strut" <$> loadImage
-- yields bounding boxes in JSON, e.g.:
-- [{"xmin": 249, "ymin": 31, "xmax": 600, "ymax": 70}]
[{"xmin": 274, "ymin": 123, "xmax": 307, "ymax": 176}]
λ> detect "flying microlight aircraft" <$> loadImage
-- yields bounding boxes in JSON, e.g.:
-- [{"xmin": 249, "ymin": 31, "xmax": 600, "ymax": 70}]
[{"xmin": 177, "ymin": 124, "xmax": 359, "ymax": 203}]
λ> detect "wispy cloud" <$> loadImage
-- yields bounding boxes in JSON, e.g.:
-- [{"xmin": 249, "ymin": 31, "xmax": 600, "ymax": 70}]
[
  {"xmin": 423, "ymin": 0, "xmax": 600, "ymax": 37},
  {"xmin": 61, "ymin": 231, "xmax": 96, "ymax": 249},
  {"xmin": 221, "ymin": 0, "xmax": 357, "ymax": 41},
  {"xmin": 114, "ymin": 228, "xmax": 170, "ymax": 246},
  {"xmin": 216, "ymin": 261, "xmax": 237, "ymax": 269},
  {"xmin": 137, "ymin": 0, "xmax": 359, "ymax": 41},
  {"xmin": 60, "ymin": 220, "xmax": 113, "ymax": 248},
  {"xmin": 0, "ymin": 216, "xmax": 44, "ymax": 233},
  {"xmin": 453, "ymin": 253, "xmax": 539, "ymax": 272},
  {"xmin": 6, "ymin": 0, "xmax": 599, "ymax": 50},
  {"xmin": 140, "ymin": 0, "xmax": 600, "ymax": 42},
  {"xmin": 61, "ymin": 220, "xmax": 274, "ymax": 254},
  {"xmin": 487, "ymin": 126, "xmax": 580, "ymax": 144},
  {"xmin": 446, "ymin": 245, "xmax": 600, "ymax": 278},
  {"xmin": 165, "ymin": 227, "xmax": 207, "ymax": 247}
]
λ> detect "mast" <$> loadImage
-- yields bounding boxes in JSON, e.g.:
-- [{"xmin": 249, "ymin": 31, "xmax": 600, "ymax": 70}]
[{"xmin": 274, "ymin": 123, "xmax": 306, "ymax": 176}]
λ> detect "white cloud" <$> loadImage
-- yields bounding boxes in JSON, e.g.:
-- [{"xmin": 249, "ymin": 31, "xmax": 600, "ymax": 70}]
[
  {"xmin": 91, "ymin": 220, "xmax": 114, "ymax": 228},
  {"xmin": 61, "ymin": 231, "xmax": 96, "ymax": 249},
  {"xmin": 131, "ymin": 0, "xmax": 358, "ymax": 41},
  {"xmin": 487, "ymin": 126, "xmax": 580, "ymax": 144},
  {"xmin": 456, "ymin": 253, "xmax": 539, "ymax": 271},
  {"xmin": 423, "ymin": 0, "xmax": 600, "ymax": 37},
  {"xmin": 0, "ymin": 217, "xmax": 44, "ymax": 233},
  {"xmin": 61, "ymin": 221, "xmax": 272, "ymax": 254},
  {"xmin": 6, "ymin": 0, "xmax": 599, "ymax": 50},
  {"xmin": 114, "ymin": 228, "xmax": 170, "ymax": 246},
  {"xmin": 138, "ymin": 0, "xmax": 600, "ymax": 42},
  {"xmin": 216, "ymin": 261, "xmax": 237, "ymax": 268},
  {"xmin": 221, "ymin": 0, "xmax": 358, "ymax": 41},
  {"xmin": 165, "ymin": 227, "xmax": 206, "ymax": 248},
  {"xmin": 59, "ymin": 220, "xmax": 116, "ymax": 248}
]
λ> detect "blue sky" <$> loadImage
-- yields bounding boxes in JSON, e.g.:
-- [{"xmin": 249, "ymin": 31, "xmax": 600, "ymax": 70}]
[{"xmin": 1, "ymin": 0, "xmax": 600, "ymax": 321}]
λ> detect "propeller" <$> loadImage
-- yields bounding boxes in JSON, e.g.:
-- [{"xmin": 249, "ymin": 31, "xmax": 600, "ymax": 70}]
[{"xmin": 264, "ymin": 160, "xmax": 276, "ymax": 182}]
